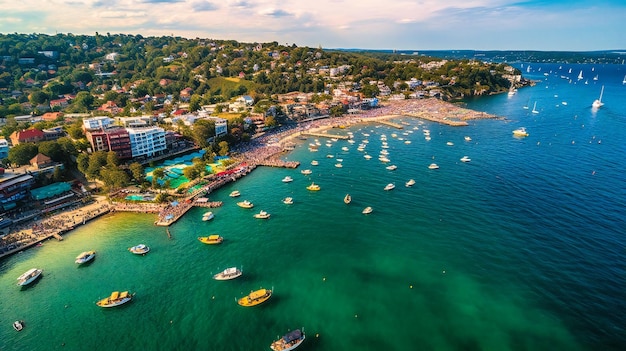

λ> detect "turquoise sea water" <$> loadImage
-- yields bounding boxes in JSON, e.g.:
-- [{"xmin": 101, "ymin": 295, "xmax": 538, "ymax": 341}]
[{"xmin": 2, "ymin": 63, "xmax": 625, "ymax": 351}]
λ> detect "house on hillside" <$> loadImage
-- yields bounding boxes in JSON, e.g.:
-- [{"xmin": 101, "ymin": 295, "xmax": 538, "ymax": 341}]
[
  {"xmin": 30, "ymin": 153, "xmax": 54, "ymax": 169},
  {"xmin": 10, "ymin": 129, "xmax": 45, "ymax": 145}
]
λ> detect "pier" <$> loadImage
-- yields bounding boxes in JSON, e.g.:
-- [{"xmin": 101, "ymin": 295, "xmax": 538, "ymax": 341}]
[
  {"xmin": 256, "ymin": 159, "xmax": 300, "ymax": 168},
  {"xmin": 377, "ymin": 119, "xmax": 404, "ymax": 129},
  {"xmin": 302, "ymin": 132, "xmax": 350, "ymax": 140},
  {"xmin": 403, "ymin": 112, "xmax": 469, "ymax": 126}
]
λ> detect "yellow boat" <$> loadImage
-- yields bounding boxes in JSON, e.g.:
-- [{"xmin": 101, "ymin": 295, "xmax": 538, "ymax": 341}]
[
  {"xmin": 237, "ymin": 200, "xmax": 254, "ymax": 208},
  {"xmin": 238, "ymin": 288, "xmax": 272, "ymax": 307},
  {"xmin": 96, "ymin": 291, "xmax": 134, "ymax": 308},
  {"xmin": 198, "ymin": 234, "xmax": 224, "ymax": 245},
  {"xmin": 306, "ymin": 182, "xmax": 320, "ymax": 191}
]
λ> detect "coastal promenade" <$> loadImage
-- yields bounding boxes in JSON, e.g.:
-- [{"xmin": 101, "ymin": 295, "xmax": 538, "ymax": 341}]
[
  {"xmin": 0, "ymin": 98, "xmax": 500, "ymax": 257},
  {"xmin": 0, "ymin": 198, "xmax": 112, "ymax": 259}
]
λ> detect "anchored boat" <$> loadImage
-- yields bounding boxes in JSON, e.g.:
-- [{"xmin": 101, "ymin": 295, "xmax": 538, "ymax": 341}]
[
  {"xmin": 238, "ymin": 288, "xmax": 272, "ymax": 307},
  {"xmin": 96, "ymin": 291, "xmax": 134, "ymax": 308}
]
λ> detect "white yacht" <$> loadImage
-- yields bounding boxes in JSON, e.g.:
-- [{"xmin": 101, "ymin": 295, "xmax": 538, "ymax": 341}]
[
  {"xmin": 17, "ymin": 268, "xmax": 43, "ymax": 286},
  {"xmin": 75, "ymin": 250, "xmax": 96, "ymax": 264},
  {"xmin": 213, "ymin": 267, "xmax": 242, "ymax": 280},
  {"xmin": 254, "ymin": 210, "xmax": 271, "ymax": 219}
]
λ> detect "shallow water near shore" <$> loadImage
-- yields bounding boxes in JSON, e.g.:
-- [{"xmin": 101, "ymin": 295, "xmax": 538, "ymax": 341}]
[{"xmin": 1, "ymin": 62, "xmax": 625, "ymax": 350}]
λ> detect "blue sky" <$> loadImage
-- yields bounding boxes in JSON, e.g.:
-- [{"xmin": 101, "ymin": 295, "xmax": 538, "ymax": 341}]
[{"xmin": 1, "ymin": 0, "xmax": 624, "ymax": 50}]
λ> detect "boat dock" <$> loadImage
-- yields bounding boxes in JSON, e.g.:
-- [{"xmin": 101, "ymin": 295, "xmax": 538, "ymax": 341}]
[
  {"xmin": 256, "ymin": 159, "xmax": 300, "ymax": 168},
  {"xmin": 302, "ymin": 132, "xmax": 350, "ymax": 140},
  {"xmin": 377, "ymin": 120, "xmax": 404, "ymax": 129},
  {"xmin": 403, "ymin": 112, "xmax": 469, "ymax": 126},
  {"xmin": 192, "ymin": 201, "xmax": 223, "ymax": 208}
]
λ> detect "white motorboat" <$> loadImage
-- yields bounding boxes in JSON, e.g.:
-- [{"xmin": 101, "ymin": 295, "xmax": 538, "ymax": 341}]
[
  {"xmin": 464, "ymin": 136, "xmax": 472, "ymax": 142},
  {"xmin": 364, "ymin": 155, "xmax": 372, "ymax": 160},
  {"xmin": 13, "ymin": 320, "xmax": 24, "ymax": 331},
  {"xmin": 405, "ymin": 179, "xmax": 416, "ymax": 187},
  {"xmin": 229, "ymin": 190, "xmax": 241, "ymax": 197},
  {"xmin": 282, "ymin": 176, "xmax": 294, "ymax": 183},
  {"xmin": 254, "ymin": 210, "xmax": 271, "ymax": 219},
  {"xmin": 282, "ymin": 197, "xmax": 294, "ymax": 205},
  {"xmin": 202, "ymin": 212, "xmax": 214, "ymax": 221},
  {"xmin": 213, "ymin": 267, "xmax": 243, "ymax": 280},
  {"xmin": 384, "ymin": 183, "xmax": 395, "ymax": 191},
  {"xmin": 310, "ymin": 160, "xmax": 319, "ymax": 166},
  {"xmin": 270, "ymin": 329, "xmax": 306, "ymax": 351},
  {"xmin": 362, "ymin": 207, "xmax": 373, "ymax": 214},
  {"xmin": 428, "ymin": 163, "xmax": 439, "ymax": 170},
  {"xmin": 17, "ymin": 268, "xmax": 42, "ymax": 286},
  {"xmin": 300, "ymin": 169, "xmax": 312, "ymax": 175},
  {"xmin": 386, "ymin": 165, "xmax": 397, "ymax": 171},
  {"xmin": 460, "ymin": 156, "xmax": 471, "ymax": 163},
  {"xmin": 129, "ymin": 244, "xmax": 150, "ymax": 255},
  {"xmin": 335, "ymin": 163, "xmax": 343, "ymax": 168},
  {"xmin": 75, "ymin": 250, "xmax": 96, "ymax": 264}
]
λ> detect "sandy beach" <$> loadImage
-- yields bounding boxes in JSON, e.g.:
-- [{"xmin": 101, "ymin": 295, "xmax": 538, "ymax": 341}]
[{"xmin": 0, "ymin": 98, "xmax": 497, "ymax": 259}]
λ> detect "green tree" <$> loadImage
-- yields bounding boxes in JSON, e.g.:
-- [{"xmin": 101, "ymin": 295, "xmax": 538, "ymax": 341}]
[
  {"xmin": 106, "ymin": 151, "xmax": 119, "ymax": 168},
  {"xmin": 76, "ymin": 153, "xmax": 90, "ymax": 175},
  {"xmin": 38, "ymin": 141, "xmax": 63, "ymax": 161},
  {"xmin": 218, "ymin": 141, "xmax": 229, "ymax": 156},
  {"xmin": 86, "ymin": 151, "xmax": 108, "ymax": 179},
  {"xmin": 189, "ymin": 94, "xmax": 202, "ymax": 112},
  {"xmin": 129, "ymin": 162, "xmax": 145, "ymax": 183},
  {"xmin": 8, "ymin": 143, "xmax": 39, "ymax": 166},
  {"xmin": 192, "ymin": 119, "xmax": 216, "ymax": 148},
  {"xmin": 72, "ymin": 91, "xmax": 94, "ymax": 112},
  {"xmin": 151, "ymin": 167, "xmax": 165, "ymax": 189},
  {"xmin": 52, "ymin": 165, "xmax": 64, "ymax": 182}
]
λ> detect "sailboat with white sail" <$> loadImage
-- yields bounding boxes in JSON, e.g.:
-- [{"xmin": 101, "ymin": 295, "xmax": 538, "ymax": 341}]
[
  {"xmin": 592, "ymin": 85, "xmax": 604, "ymax": 108},
  {"xmin": 622, "ymin": 75, "xmax": 625, "ymax": 85},
  {"xmin": 531, "ymin": 101, "xmax": 539, "ymax": 114},
  {"xmin": 577, "ymin": 70, "xmax": 583, "ymax": 80}
]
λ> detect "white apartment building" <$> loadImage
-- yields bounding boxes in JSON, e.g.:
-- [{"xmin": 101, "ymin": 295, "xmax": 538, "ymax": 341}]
[
  {"xmin": 83, "ymin": 116, "xmax": 114, "ymax": 130},
  {"xmin": 127, "ymin": 126, "xmax": 167, "ymax": 158}
]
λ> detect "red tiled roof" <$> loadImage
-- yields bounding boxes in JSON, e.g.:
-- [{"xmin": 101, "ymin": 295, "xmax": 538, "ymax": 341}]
[{"xmin": 18, "ymin": 129, "xmax": 45, "ymax": 140}]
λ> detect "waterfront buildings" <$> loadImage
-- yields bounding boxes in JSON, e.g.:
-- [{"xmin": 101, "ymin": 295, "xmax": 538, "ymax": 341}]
[{"xmin": 127, "ymin": 127, "xmax": 167, "ymax": 159}]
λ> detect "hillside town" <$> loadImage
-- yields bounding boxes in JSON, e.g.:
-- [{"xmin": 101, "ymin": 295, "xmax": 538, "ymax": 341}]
[{"xmin": 0, "ymin": 33, "xmax": 521, "ymax": 254}]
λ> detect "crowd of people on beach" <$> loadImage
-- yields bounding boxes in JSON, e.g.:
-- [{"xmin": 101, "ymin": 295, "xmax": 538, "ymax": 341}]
[
  {"xmin": 0, "ymin": 201, "xmax": 111, "ymax": 257},
  {"xmin": 0, "ymin": 98, "xmax": 493, "ymax": 258}
]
